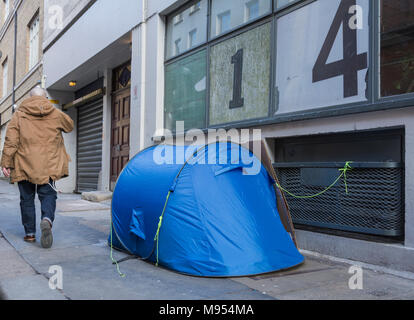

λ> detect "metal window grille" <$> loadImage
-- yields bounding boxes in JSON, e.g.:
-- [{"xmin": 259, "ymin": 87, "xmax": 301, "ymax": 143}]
[{"xmin": 274, "ymin": 162, "xmax": 404, "ymax": 237}]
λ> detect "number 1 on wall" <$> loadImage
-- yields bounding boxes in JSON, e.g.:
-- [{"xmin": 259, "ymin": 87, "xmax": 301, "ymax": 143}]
[{"xmin": 230, "ymin": 49, "xmax": 245, "ymax": 109}]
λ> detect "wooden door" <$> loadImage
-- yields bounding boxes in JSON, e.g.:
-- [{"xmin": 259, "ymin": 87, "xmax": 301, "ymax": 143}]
[{"xmin": 110, "ymin": 88, "xmax": 131, "ymax": 189}]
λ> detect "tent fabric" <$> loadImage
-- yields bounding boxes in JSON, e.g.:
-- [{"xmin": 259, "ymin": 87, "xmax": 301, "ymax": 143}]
[{"xmin": 109, "ymin": 142, "xmax": 304, "ymax": 277}]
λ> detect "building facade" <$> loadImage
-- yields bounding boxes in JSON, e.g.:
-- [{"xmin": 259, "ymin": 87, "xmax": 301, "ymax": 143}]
[
  {"xmin": 38, "ymin": 0, "xmax": 414, "ymax": 273},
  {"xmin": 0, "ymin": 0, "xmax": 44, "ymax": 161},
  {"xmin": 133, "ymin": 0, "xmax": 414, "ymax": 273}
]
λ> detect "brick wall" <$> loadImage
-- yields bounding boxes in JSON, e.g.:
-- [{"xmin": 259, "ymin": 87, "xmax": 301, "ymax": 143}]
[
  {"xmin": 0, "ymin": 0, "xmax": 44, "ymax": 163},
  {"xmin": 0, "ymin": 0, "xmax": 43, "ymax": 125}
]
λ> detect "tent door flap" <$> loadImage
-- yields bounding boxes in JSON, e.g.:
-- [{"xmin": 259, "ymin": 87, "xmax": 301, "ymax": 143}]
[{"xmin": 129, "ymin": 208, "xmax": 146, "ymax": 240}]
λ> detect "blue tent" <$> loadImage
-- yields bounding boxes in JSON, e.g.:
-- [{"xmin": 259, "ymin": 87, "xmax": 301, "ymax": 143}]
[{"xmin": 109, "ymin": 142, "xmax": 304, "ymax": 277}]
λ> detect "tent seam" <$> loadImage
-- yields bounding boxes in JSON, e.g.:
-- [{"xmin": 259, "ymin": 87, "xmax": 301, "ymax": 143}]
[{"xmin": 189, "ymin": 164, "xmax": 214, "ymax": 263}]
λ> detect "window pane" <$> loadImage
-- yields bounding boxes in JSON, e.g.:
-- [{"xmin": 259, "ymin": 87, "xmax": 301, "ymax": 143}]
[
  {"xmin": 380, "ymin": 0, "xmax": 414, "ymax": 97},
  {"xmin": 4, "ymin": 0, "xmax": 9, "ymax": 20},
  {"xmin": 275, "ymin": 0, "xmax": 369, "ymax": 114},
  {"xmin": 2, "ymin": 59, "xmax": 8, "ymax": 98},
  {"xmin": 166, "ymin": 0, "xmax": 207, "ymax": 59},
  {"xmin": 164, "ymin": 50, "xmax": 207, "ymax": 131},
  {"xmin": 211, "ymin": 0, "xmax": 272, "ymax": 38},
  {"xmin": 209, "ymin": 23, "xmax": 271, "ymax": 125},
  {"xmin": 29, "ymin": 16, "xmax": 40, "ymax": 70},
  {"xmin": 275, "ymin": 0, "xmax": 303, "ymax": 10}
]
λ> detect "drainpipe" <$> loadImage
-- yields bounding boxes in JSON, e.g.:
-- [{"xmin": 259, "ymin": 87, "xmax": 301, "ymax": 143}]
[
  {"xmin": 11, "ymin": 10, "xmax": 17, "ymax": 113},
  {"xmin": 139, "ymin": 0, "xmax": 148, "ymax": 149}
]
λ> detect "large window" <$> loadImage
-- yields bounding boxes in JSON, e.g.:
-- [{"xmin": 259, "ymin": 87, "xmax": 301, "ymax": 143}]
[
  {"xmin": 28, "ymin": 15, "xmax": 40, "ymax": 70},
  {"xmin": 380, "ymin": 0, "xmax": 414, "ymax": 97},
  {"xmin": 164, "ymin": 0, "xmax": 414, "ymax": 132},
  {"xmin": 275, "ymin": 0, "xmax": 369, "ymax": 114},
  {"xmin": 209, "ymin": 23, "xmax": 271, "ymax": 125},
  {"xmin": 165, "ymin": 50, "xmax": 207, "ymax": 131},
  {"xmin": 166, "ymin": 0, "xmax": 208, "ymax": 60},
  {"xmin": 211, "ymin": 0, "xmax": 272, "ymax": 37}
]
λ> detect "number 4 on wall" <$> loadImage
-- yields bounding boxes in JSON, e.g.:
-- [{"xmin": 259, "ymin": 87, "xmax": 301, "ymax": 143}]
[{"xmin": 313, "ymin": 0, "xmax": 367, "ymax": 98}]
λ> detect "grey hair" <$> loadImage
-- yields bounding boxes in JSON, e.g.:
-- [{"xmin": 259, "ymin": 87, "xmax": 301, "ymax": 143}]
[{"xmin": 30, "ymin": 86, "xmax": 47, "ymax": 98}]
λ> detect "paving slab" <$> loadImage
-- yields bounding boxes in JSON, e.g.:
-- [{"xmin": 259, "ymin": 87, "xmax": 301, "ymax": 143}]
[
  {"xmin": 0, "ymin": 274, "xmax": 66, "ymax": 300},
  {"xmin": 235, "ymin": 255, "xmax": 414, "ymax": 300},
  {"xmin": 57, "ymin": 199, "xmax": 110, "ymax": 212},
  {"xmin": 275, "ymin": 276, "xmax": 414, "ymax": 300},
  {"xmin": 81, "ymin": 191, "xmax": 113, "ymax": 202},
  {"xmin": 0, "ymin": 210, "xmax": 112, "ymax": 253},
  {"xmin": 21, "ymin": 242, "xmax": 128, "ymax": 275},
  {"xmin": 0, "ymin": 238, "xmax": 36, "ymax": 281},
  {"xmin": 51, "ymin": 255, "xmax": 272, "ymax": 300},
  {"xmin": 235, "ymin": 259, "xmax": 343, "ymax": 297}
]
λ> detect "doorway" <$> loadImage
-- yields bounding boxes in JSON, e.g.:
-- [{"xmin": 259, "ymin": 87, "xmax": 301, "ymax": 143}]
[{"xmin": 110, "ymin": 62, "xmax": 131, "ymax": 190}]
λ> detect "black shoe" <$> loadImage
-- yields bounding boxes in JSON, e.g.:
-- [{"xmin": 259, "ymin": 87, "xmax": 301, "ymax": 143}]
[{"xmin": 24, "ymin": 235, "xmax": 36, "ymax": 243}]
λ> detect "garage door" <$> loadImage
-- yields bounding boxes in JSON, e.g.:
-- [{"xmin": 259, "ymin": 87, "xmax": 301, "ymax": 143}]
[{"xmin": 77, "ymin": 99, "xmax": 103, "ymax": 192}]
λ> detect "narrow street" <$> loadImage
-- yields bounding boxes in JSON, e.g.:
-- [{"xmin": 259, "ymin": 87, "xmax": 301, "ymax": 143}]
[{"xmin": 0, "ymin": 179, "xmax": 413, "ymax": 300}]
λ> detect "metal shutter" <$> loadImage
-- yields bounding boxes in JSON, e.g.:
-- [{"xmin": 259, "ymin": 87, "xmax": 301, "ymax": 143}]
[{"xmin": 76, "ymin": 99, "xmax": 103, "ymax": 192}]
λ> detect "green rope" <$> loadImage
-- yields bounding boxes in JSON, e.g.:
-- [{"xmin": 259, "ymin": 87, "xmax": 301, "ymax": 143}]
[
  {"xmin": 339, "ymin": 161, "xmax": 353, "ymax": 194},
  {"xmin": 275, "ymin": 161, "xmax": 353, "ymax": 199},
  {"xmin": 154, "ymin": 191, "xmax": 172, "ymax": 267},
  {"xmin": 110, "ymin": 216, "xmax": 126, "ymax": 278}
]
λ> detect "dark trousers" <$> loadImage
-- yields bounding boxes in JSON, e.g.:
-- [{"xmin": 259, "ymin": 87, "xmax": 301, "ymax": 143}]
[{"xmin": 18, "ymin": 180, "xmax": 57, "ymax": 236}]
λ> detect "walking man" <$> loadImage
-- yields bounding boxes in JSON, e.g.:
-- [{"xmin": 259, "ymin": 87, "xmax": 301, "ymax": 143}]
[{"xmin": 0, "ymin": 86, "xmax": 74, "ymax": 248}]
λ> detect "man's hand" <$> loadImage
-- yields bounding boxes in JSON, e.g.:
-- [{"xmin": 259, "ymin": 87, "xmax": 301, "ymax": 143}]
[{"xmin": 2, "ymin": 168, "xmax": 11, "ymax": 178}]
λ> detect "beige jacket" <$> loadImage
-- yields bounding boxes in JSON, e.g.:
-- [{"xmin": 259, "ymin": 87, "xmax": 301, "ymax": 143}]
[{"xmin": 0, "ymin": 96, "xmax": 74, "ymax": 185}]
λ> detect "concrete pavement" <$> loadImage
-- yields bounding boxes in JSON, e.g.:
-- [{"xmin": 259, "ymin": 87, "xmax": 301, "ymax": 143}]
[{"xmin": 0, "ymin": 179, "xmax": 413, "ymax": 300}]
